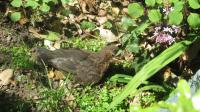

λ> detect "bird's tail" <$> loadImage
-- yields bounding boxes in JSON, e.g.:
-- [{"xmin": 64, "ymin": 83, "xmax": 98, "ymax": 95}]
[{"xmin": 32, "ymin": 47, "xmax": 53, "ymax": 64}]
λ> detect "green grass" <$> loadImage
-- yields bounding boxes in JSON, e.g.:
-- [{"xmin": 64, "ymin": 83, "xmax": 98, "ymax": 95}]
[{"xmin": 0, "ymin": 45, "xmax": 34, "ymax": 69}]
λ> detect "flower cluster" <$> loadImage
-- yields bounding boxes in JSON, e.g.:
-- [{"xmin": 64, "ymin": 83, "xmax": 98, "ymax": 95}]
[
  {"xmin": 163, "ymin": 7, "xmax": 174, "ymax": 15},
  {"xmin": 152, "ymin": 25, "xmax": 180, "ymax": 45}
]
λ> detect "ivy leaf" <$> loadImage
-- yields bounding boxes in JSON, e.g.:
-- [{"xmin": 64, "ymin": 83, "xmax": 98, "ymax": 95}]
[
  {"xmin": 173, "ymin": 1, "xmax": 184, "ymax": 11},
  {"xmin": 25, "ymin": 0, "xmax": 39, "ymax": 9},
  {"xmin": 11, "ymin": 0, "xmax": 22, "ymax": 7},
  {"xmin": 128, "ymin": 3, "xmax": 144, "ymax": 19},
  {"xmin": 187, "ymin": 13, "xmax": 200, "ymax": 28},
  {"xmin": 156, "ymin": 0, "xmax": 162, "ymax": 4},
  {"xmin": 148, "ymin": 9, "xmax": 161, "ymax": 23},
  {"xmin": 10, "ymin": 12, "xmax": 21, "ymax": 22},
  {"xmin": 40, "ymin": 3, "xmax": 50, "ymax": 12},
  {"xmin": 188, "ymin": 0, "xmax": 200, "ymax": 9},
  {"xmin": 168, "ymin": 11, "xmax": 183, "ymax": 25},
  {"xmin": 145, "ymin": 0, "xmax": 155, "ymax": 7}
]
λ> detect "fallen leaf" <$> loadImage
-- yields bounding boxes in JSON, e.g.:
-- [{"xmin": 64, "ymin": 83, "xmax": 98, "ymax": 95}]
[
  {"xmin": 47, "ymin": 70, "xmax": 55, "ymax": 79},
  {"xmin": 47, "ymin": 70, "xmax": 65, "ymax": 80},
  {"xmin": 44, "ymin": 40, "xmax": 56, "ymax": 51},
  {"xmin": 54, "ymin": 70, "xmax": 65, "ymax": 80},
  {"xmin": 19, "ymin": 17, "xmax": 28, "ymax": 25},
  {"xmin": 0, "ymin": 69, "xmax": 14, "ymax": 86},
  {"xmin": 112, "ymin": 7, "xmax": 120, "ymax": 15},
  {"xmin": 96, "ymin": 17, "xmax": 108, "ymax": 25},
  {"xmin": 96, "ymin": 27, "xmax": 118, "ymax": 43}
]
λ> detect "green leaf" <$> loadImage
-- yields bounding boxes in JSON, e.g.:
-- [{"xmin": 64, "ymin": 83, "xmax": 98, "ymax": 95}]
[
  {"xmin": 187, "ymin": 13, "xmax": 200, "ymax": 28},
  {"xmin": 168, "ymin": 11, "xmax": 183, "ymax": 25},
  {"xmin": 10, "ymin": 12, "xmax": 21, "ymax": 22},
  {"xmin": 40, "ymin": 3, "xmax": 50, "ymax": 12},
  {"xmin": 156, "ymin": 0, "xmax": 162, "ymax": 4},
  {"xmin": 110, "ymin": 74, "xmax": 133, "ymax": 83},
  {"xmin": 127, "ymin": 44, "xmax": 140, "ymax": 53},
  {"xmin": 40, "ymin": 31, "xmax": 60, "ymax": 41},
  {"xmin": 24, "ymin": 0, "xmax": 39, "ymax": 9},
  {"xmin": 145, "ymin": 0, "xmax": 156, "ymax": 7},
  {"xmin": 178, "ymin": 80, "xmax": 191, "ymax": 98},
  {"xmin": 121, "ymin": 16, "xmax": 135, "ymax": 30},
  {"xmin": 173, "ymin": 1, "xmax": 184, "ymax": 11},
  {"xmin": 11, "ymin": 0, "xmax": 22, "ymax": 7},
  {"xmin": 188, "ymin": 0, "xmax": 200, "ymax": 9},
  {"xmin": 108, "ymin": 39, "xmax": 195, "ymax": 109},
  {"xmin": 81, "ymin": 20, "xmax": 96, "ymax": 30},
  {"xmin": 148, "ymin": 9, "xmax": 161, "ymax": 23},
  {"xmin": 61, "ymin": 0, "xmax": 70, "ymax": 5},
  {"xmin": 103, "ymin": 21, "xmax": 113, "ymax": 29},
  {"xmin": 128, "ymin": 3, "xmax": 144, "ymax": 19}
]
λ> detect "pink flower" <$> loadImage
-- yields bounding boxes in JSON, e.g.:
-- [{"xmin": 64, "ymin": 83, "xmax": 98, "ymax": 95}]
[
  {"xmin": 155, "ymin": 33, "xmax": 175, "ymax": 45},
  {"xmin": 163, "ymin": 7, "xmax": 174, "ymax": 15},
  {"xmin": 163, "ymin": 27, "xmax": 174, "ymax": 34}
]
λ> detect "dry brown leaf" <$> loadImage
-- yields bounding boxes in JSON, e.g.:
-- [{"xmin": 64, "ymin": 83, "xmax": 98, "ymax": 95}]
[
  {"xmin": 47, "ymin": 70, "xmax": 55, "ymax": 79},
  {"xmin": 53, "ymin": 70, "xmax": 65, "ymax": 80},
  {"xmin": 96, "ymin": 17, "xmax": 107, "ymax": 25},
  {"xmin": 28, "ymin": 27, "xmax": 42, "ymax": 38},
  {"xmin": 78, "ymin": 0, "xmax": 97, "ymax": 13},
  {"xmin": 0, "ymin": 69, "xmax": 13, "ymax": 86},
  {"xmin": 112, "ymin": 7, "xmax": 120, "ymax": 15},
  {"xmin": 96, "ymin": 27, "xmax": 118, "ymax": 43},
  {"xmin": 19, "ymin": 17, "xmax": 29, "ymax": 25}
]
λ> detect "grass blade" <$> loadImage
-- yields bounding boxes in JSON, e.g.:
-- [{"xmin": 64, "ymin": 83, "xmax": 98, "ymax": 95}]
[{"xmin": 108, "ymin": 40, "xmax": 193, "ymax": 109}]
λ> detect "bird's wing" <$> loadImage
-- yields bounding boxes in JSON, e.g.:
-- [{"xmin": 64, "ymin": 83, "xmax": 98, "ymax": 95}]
[{"xmin": 49, "ymin": 49, "xmax": 91, "ymax": 74}]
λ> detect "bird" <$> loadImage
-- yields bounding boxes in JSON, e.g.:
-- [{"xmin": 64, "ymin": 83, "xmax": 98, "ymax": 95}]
[{"xmin": 33, "ymin": 45, "xmax": 118, "ymax": 85}]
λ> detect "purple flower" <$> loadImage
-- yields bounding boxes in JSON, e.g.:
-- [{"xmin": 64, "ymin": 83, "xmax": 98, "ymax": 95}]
[
  {"xmin": 163, "ymin": 7, "xmax": 174, "ymax": 15},
  {"xmin": 163, "ymin": 27, "xmax": 174, "ymax": 34},
  {"xmin": 155, "ymin": 33, "xmax": 175, "ymax": 45},
  {"xmin": 172, "ymin": 25, "xmax": 180, "ymax": 33}
]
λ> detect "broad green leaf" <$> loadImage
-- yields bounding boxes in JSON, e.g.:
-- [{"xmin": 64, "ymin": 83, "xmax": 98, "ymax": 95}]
[
  {"xmin": 25, "ymin": 0, "xmax": 39, "ymax": 9},
  {"xmin": 156, "ymin": 0, "xmax": 162, "ymax": 4},
  {"xmin": 148, "ymin": 9, "xmax": 161, "ymax": 23},
  {"xmin": 128, "ymin": 3, "xmax": 144, "ymax": 19},
  {"xmin": 46, "ymin": 31, "xmax": 59, "ymax": 41},
  {"xmin": 187, "ymin": 13, "xmax": 200, "ymax": 28},
  {"xmin": 145, "ymin": 0, "xmax": 155, "ymax": 6},
  {"xmin": 168, "ymin": 11, "xmax": 183, "ymax": 25},
  {"xmin": 10, "ymin": 12, "xmax": 21, "ymax": 22},
  {"xmin": 11, "ymin": 0, "xmax": 22, "ymax": 7},
  {"xmin": 41, "ymin": 31, "xmax": 60, "ymax": 41},
  {"xmin": 188, "ymin": 0, "xmax": 200, "ymax": 9},
  {"xmin": 108, "ymin": 39, "xmax": 195, "ymax": 109},
  {"xmin": 40, "ymin": 3, "xmax": 50, "ymax": 12},
  {"xmin": 173, "ymin": 1, "xmax": 184, "ymax": 11}
]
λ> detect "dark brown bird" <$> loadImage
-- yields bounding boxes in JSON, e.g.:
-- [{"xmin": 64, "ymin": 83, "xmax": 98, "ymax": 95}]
[{"xmin": 33, "ymin": 45, "xmax": 118, "ymax": 85}]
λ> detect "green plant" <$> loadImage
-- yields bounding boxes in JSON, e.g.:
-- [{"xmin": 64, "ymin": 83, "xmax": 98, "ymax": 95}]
[
  {"xmin": 0, "ymin": 45, "xmax": 34, "ymax": 68},
  {"xmin": 9, "ymin": 0, "xmax": 72, "ymax": 23},
  {"xmin": 37, "ymin": 87, "xmax": 69, "ymax": 112},
  {"xmin": 80, "ymin": 20, "xmax": 96, "ymax": 31},
  {"xmin": 108, "ymin": 36, "xmax": 199, "ymax": 109},
  {"xmin": 130, "ymin": 79, "xmax": 200, "ymax": 112},
  {"xmin": 75, "ymin": 82, "xmax": 127, "ymax": 112}
]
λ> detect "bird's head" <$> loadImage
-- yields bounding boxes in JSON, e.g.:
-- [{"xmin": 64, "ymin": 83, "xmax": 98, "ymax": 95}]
[{"xmin": 99, "ymin": 44, "xmax": 119, "ymax": 61}]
